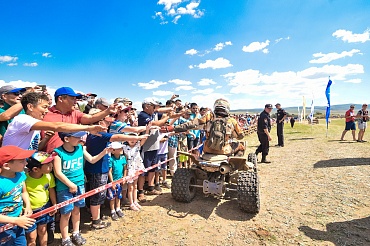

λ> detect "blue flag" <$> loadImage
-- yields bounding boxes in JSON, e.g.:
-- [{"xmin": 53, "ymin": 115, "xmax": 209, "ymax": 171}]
[{"xmin": 325, "ymin": 79, "xmax": 332, "ymax": 129}]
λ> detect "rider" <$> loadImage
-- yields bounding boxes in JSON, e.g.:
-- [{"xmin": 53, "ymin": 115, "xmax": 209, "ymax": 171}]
[{"xmin": 163, "ymin": 98, "xmax": 245, "ymax": 156}]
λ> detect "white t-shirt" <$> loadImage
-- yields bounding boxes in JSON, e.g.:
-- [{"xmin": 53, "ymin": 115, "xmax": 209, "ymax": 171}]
[{"xmin": 3, "ymin": 114, "xmax": 40, "ymax": 149}]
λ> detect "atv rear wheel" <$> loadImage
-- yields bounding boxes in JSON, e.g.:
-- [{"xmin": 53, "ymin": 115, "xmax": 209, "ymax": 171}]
[
  {"xmin": 171, "ymin": 168, "xmax": 197, "ymax": 203},
  {"xmin": 237, "ymin": 171, "xmax": 260, "ymax": 213},
  {"xmin": 248, "ymin": 153, "xmax": 258, "ymax": 170}
]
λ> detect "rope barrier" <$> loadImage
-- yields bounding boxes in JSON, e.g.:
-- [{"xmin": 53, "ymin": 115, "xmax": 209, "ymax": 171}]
[{"xmin": 0, "ymin": 143, "xmax": 203, "ymax": 233}]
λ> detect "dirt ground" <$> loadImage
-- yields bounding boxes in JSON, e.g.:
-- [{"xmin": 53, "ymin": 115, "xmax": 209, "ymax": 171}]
[{"xmin": 52, "ymin": 120, "xmax": 370, "ymax": 246}]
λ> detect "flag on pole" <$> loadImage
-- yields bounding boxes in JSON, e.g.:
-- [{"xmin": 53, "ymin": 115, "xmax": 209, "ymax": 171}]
[
  {"xmin": 309, "ymin": 99, "xmax": 314, "ymax": 123},
  {"xmin": 325, "ymin": 78, "xmax": 332, "ymax": 131},
  {"xmin": 297, "ymin": 105, "xmax": 300, "ymax": 122},
  {"xmin": 302, "ymin": 96, "xmax": 306, "ymax": 121}
]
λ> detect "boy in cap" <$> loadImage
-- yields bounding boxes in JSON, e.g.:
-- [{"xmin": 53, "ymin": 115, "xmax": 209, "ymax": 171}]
[
  {"xmin": 0, "ymin": 146, "xmax": 36, "ymax": 246},
  {"xmin": 107, "ymin": 142, "xmax": 126, "ymax": 220},
  {"xmin": 25, "ymin": 151, "xmax": 57, "ymax": 246},
  {"xmin": 53, "ymin": 131, "xmax": 112, "ymax": 246}
]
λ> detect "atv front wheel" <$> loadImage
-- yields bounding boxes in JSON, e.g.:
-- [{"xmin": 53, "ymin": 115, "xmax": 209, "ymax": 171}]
[
  {"xmin": 237, "ymin": 171, "xmax": 260, "ymax": 213},
  {"xmin": 171, "ymin": 168, "xmax": 197, "ymax": 203}
]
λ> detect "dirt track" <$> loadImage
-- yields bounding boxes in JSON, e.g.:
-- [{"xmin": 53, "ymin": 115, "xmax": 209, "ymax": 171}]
[{"xmin": 52, "ymin": 121, "xmax": 370, "ymax": 245}]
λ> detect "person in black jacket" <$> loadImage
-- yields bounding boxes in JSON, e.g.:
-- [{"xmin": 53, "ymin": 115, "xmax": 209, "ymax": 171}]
[
  {"xmin": 256, "ymin": 104, "xmax": 273, "ymax": 163},
  {"xmin": 275, "ymin": 103, "xmax": 287, "ymax": 147}
]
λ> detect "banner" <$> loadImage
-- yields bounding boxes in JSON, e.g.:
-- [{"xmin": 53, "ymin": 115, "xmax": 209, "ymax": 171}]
[
  {"xmin": 325, "ymin": 79, "xmax": 332, "ymax": 130},
  {"xmin": 309, "ymin": 99, "xmax": 314, "ymax": 122}
]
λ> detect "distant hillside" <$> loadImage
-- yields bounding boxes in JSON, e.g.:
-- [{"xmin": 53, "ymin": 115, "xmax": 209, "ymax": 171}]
[{"xmin": 231, "ymin": 104, "xmax": 364, "ymax": 116}]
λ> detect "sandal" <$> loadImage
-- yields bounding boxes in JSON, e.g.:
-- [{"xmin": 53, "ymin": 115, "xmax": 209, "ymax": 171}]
[
  {"xmin": 134, "ymin": 202, "xmax": 142, "ymax": 209},
  {"xmin": 91, "ymin": 219, "xmax": 111, "ymax": 230},
  {"xmin": 130, "ymin": 203, "xmax": 140, "ymax": 211}
]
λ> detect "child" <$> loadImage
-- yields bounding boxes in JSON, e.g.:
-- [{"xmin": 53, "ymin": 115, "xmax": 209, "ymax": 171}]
[
  {"xmin": 122, "ymin": 129, "xmax": 149, "ymax": 211},
  {"xmin": 0, "ymin": 145, "xmax": 36, "ymax": 246},
  {"xmin": 53, "ymin": 131, "xmax": 111, "ymax": 246},
  {"xmin": 156, "ymin": 133, "xmax": 170, "ymax": 189},
  {"xmin": 107, "ymin": 142, "xmax": 127, "ymax": 221},
  {"xmin": 25, "ymin": 151, "xmax": 57, "ymax": 246}
]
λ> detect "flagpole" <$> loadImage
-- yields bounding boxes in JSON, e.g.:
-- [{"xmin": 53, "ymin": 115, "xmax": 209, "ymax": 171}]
[{"xmin": 325, "ymin": 76, "xmax": 332, "ymax": 138}]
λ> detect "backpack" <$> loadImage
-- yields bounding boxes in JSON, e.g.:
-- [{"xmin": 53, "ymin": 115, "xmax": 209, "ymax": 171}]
[{"xmin": 207, "ymin": 117, "xmax": 228, "ymax": 151}]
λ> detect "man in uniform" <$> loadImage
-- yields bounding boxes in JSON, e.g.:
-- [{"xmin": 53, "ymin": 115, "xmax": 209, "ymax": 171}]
[
  {"xmin": 256, "ymin": 104, "xmax": 273, "ymax": 163},
  {"xmin": 275, "ymin": 103, "xmax": 287, "ymax": 147}
]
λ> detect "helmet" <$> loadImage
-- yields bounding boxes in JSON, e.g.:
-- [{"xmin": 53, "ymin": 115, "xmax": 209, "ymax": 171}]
[{"xmin": 213, "ymin": 98, "xmax": 230, "ymax": 117}]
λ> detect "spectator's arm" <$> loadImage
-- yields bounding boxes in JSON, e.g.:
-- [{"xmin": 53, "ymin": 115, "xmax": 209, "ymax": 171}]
[
  {"xmin": 83, "ymin": 146, "xmax": 111, "ymax": 164},
  {"xmin": 31, "ymin": 121, "xmax": 105, "ymax": 133},
  {"xmin": 80, "ymin": 103, "xmax": 118, "ymax": 125},
  {"xmin": 0, "ymin": 103, "xmax": 23, "ymax": 121}
]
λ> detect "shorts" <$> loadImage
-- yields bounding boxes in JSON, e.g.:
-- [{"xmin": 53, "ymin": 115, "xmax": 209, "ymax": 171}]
[
  {"xmin": 142, "ymin": 150, "xmax": 158, "ymax": 174},
  {"xmin": 358, "ymin": 121, "xmax": 367, "ymax": 130},
  {"xmin": 157, "ymin": 153, "xmax": 168, "ymax": 170},
  {"xmin": 106, "ymin": 183, "xmax": 123, "ymax": 200},
  {"xmin": 0, "ymin": 225, "xmax": 26, "ymax": 246},
  {"xmin": 25, "ymin": 202, "xmax": 54, "ymax": 234},
  {"xmin": 345, "ymin": 121, "xmax": 356, "ymax": 131},
  {"xmin": 179, "ymin": 155, "xmax": 188, "ymax": 162},
  {"xmin": 85, "ymin": 173, "xmax": 108, "ymax": 206},
  {"xmin": 56, "ymin": 185, "xmax": 85, "ymax": 215}
]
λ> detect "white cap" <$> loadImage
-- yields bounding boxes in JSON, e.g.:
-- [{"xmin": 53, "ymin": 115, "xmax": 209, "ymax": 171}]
[
  {"xmin": 109, "ymin": 142, "xmax": 124, "ymax": 149},
  {"xmin": 143, "ymin": 97, "xmax": 159, "ymax": 105}
]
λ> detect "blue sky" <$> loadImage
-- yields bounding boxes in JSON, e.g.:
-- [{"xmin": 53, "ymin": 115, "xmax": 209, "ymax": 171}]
[{"xmin": 1, "ymin": 0, "xmax": 369, "ymax": 110}]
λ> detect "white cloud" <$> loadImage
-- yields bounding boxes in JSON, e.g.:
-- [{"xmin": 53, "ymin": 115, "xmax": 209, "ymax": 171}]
[
  {"xmin": 215, "ymin": 86, "xmax": 222, "ymax": 89},
  {"xmin": 344, "ymin": 79, "xmax": 361, "ymax": 83},
  {"xmin": 172, "ymin": 15, "xmax": 181, "ymax": 24},
  {"xmin": 23, "ymin": 62, "xmax": 38, "ymax": 67},
  {"xmin": 0, "ymin": 79, "xmax": 38, "ymax": 88},
  {"xmin": 189, "ymin": 65, "xmax": 194, "ymax": 69},
  {"xmin": 185, "ymin": 48, "xmax": 198, "ymax": 55},
  {"xmin": 275, "ymin": 36, "xmax": 290, "ymax": 44},
  {"xmin": 309, "ymin": 49, "xmax": 361, "ymax": 64},
  {"xmin": 137, "ymin": 80, "xmax": 167, "ymax": 89},
  {"xmin": 155, "ymin": 0, "xmax": 204, "ymax": 24},
  {"xmin": 195, "ymin": 57, "xmax": 232, "ymax": 69},
  {"xmin": 153, "ymin": 90, "xmax": 174, "ymax": 96},
  {"xmin": 222, "ymin": 64, "xmax": 364, "ymax": 100},
  {"xmin": 191, "ymin": 92, "xmax": 228, "ymax": 109},
  {"xmin": 42, "ymin": 52, "xmax": 52, "ymax": 58},
  {"xmin": 169, "ymin": 79, "xmax": 192, "ymax": 85},
  {"xmin": 197, "ymin": 78, "xmax": 216, "ymax": 86},
  {"xmin": 242, "ymin": 40, "xmax": 270, "ymax": 53},
  {"xmin": 213, "ymin": 41, "xmax": 232, "ymax": 51},
  {"xmin": 262, "ymin": 48, "xmax": 269, "ymax": 54},
  {"xmin": 7, "ymin": 63, "xmax": 18, "ymax": 67},
  {"xmin": 333, "ymin": 29, "xmax": 370, "ymax": 43},
  {"xmin": 175, "ymin": 85, "xmax": 195, "ymax": 91},
  {"xmin": 192, "ymin": 88, "xmax": 214, "ymax": 94},
  {"xmin": 0, "ymin": 55, "xmax": 18, "ymax": 63}
]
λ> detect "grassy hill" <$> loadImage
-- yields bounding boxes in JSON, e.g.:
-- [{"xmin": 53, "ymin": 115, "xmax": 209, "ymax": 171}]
[{"xmin": 231, "ymin": 103, "xmax": 364, "ymax": 117}]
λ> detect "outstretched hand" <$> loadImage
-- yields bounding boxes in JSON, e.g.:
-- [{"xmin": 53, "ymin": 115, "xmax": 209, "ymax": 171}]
[{"xmin": 89, "ymin": 125, "xmax": 107, "ymax": 135}]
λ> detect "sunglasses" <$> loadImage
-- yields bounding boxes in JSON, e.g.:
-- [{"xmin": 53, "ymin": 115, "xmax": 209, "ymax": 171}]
[{"xmin": 7, "ymin": 92, "xmax": 22, "ymax": 96}]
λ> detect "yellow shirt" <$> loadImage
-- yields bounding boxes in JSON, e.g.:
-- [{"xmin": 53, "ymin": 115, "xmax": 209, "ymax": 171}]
[{"xmin": 25, "ymin": 173, "xmax": 56, "ymax": 210}]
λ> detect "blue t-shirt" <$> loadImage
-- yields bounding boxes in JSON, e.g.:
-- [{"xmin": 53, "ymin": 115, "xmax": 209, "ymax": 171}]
[
  {"xmin": 109, "ymin": 120, "xmax": 127, "ymax": 134},
  {"xmin": 190, "ymin": 113, "xmax": 201, "ymax": 138},
  {"xmin": 109, "ymin": 155, "xmax": 127, "ymax": 181},
  {"xmin": 138, "ymin": 111, "xmax": 154, "ymax": 127},
  {"xmin": 84, "ymin": 132, "xmax": 113, "ymax": 174},
  {"xmin": 54, "ymin": 144, "xmax": 85, "ymax": 192},
  {"xmin": 0, "ymin": 172, "xmax": 26, "ymax": 219}
]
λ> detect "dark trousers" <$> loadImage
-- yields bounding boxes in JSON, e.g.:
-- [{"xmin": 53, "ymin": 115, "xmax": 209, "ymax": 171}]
[
  {"xmin": 256, "ymin": 132, "xmax": 269, "ymax": 156},
  {"xmin": 277, "ymin": 123, "xmax": 284, "ymax": 146},
  {"xmin": 290, "ymin": 121, "xmax": 295, "ymax": 128}
]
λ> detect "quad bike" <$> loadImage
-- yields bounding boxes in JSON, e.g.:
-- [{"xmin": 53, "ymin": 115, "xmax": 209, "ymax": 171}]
[{"xmin": 171, "ymin": 142, "xmax": 260, "ymax": 213}]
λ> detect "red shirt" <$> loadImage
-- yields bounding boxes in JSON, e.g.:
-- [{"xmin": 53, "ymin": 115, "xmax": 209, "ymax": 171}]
[
  {"xmin": 41, "ymin": 105, "xmax": 84, "ymax": 153},
  {"xmin": 345, "ymin": 109, "xmax": 355, "ymax": 123}
]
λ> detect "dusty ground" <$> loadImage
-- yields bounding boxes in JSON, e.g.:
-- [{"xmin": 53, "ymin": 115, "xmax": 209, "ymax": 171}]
[{"xmin": 52, "ymin": 120, "xmax": 370, "ymax": 246}]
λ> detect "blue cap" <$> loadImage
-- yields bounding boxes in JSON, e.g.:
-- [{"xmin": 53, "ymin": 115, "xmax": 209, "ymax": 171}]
[
  {"xmin": 58, "ymin": 131, "xmax": 86, "ymax": 140},
  {"xmin": 54, "ymin": 87, "xmax": 82, "ymax": 99},
  {"xmin": 0, "ymin": 85, "xmax": 26, "ymax": 95}
]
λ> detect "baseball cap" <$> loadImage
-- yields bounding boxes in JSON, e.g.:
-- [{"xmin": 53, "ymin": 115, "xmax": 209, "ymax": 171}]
[
  {"xmin": 109, "ymin": 142, "xmax": 124, "ymax": 149},
  {"xmin": 27, "ymin": 151, "xmax": 57, "ymax": 170},
  {"xmin": 0, "ymin": 85, "xmax": 26, "ymax": 95},
  {"xmin": 54, "ymin": 87, "xmax": 82, "ymax": 99},
  {"xmin": 95, "ymin": 98, "xmax": 110, "ymax": 107},
  {"xmin": 143, "ymin": 97, "xmax": 159, "ymax": 105},
  {"xmin": 123, "ymin": 97, "xmax": 132, "ymax": 103},
  {"xmin": 121, "ymin": 106, "xmax": 132, "ymax": 112},
  {"xmin": 275, "ymin": 103, "xmax": 281, "ymax": 106},
  {"xmin": 265, "ymin": 104, "xmax": 273, "ymax": 109},
  {"xmin": 86, "ymin": 93, "xmax": 97, "ymax": 97},
  {"xmin": 58, "ymin": 131, "xmax": 87, "ymax": 140},
  {"xmin": 363, "ymin": 103, "xmax": 368, "ymax": 106},
  {"xmin": 0, "ymin": 146, "xmax": 35, "ymax": 167}
]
